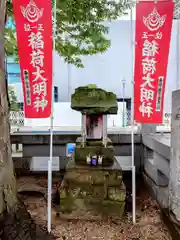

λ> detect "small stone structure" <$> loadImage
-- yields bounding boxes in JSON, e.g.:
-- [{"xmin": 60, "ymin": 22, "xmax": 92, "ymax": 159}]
[{"xmin": 59, "ymin": 85, "xmax": 126, "ymax": 219}]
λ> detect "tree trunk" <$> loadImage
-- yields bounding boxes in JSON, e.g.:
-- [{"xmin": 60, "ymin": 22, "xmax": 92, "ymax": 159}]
[
  {"xmin": 0, "ymin": 0, "xmax": 17, "ymax": 217},
  {"xmin": 0, "ymin": 1, "xmax": 54, "ymax": 239}
]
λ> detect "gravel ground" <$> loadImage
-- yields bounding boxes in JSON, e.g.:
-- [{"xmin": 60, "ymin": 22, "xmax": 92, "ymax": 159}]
[{"xmin": 17, "ymin": 176, "xmax": 172, "ymax": 240}]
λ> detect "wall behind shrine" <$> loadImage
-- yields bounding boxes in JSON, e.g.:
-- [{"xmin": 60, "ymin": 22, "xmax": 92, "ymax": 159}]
[
  {"xmin": 9, "ymin": 19, "xmax": 179, "ymax": 113},
  {"xmin": 58, "ymin": 20, "xmax": 178, "ymax": 114}
]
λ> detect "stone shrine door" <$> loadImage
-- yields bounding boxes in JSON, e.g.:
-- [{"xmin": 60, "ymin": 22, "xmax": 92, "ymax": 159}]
[{"xmin": 86, "ymin": 115, "xmax": 103, "ymax": 140}]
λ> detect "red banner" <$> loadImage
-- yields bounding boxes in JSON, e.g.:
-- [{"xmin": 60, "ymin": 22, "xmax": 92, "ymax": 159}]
[
  {"xmin": 134, "ymin": 0, "xmax": 174, "ymax": 123},
  {"xmin": 12, "ymin": 0, "xmax": 53, "ymax": 118}
]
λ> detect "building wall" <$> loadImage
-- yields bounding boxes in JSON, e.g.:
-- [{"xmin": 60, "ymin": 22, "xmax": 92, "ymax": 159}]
[
  {"xmin": 7, "ymin": 56, "xmax": 21, "ymax": 84},
  {"xmin": 7, "ymin": 19, "xmax": 180, "ymax": 113},
  {"xmin": 7, "ymin": 53, "xmax": 61, "ymax": 103}
]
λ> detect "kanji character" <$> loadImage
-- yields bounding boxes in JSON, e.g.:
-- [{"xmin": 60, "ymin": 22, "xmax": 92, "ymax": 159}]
[
  {"xmin": 28, "ymin": 31, "xmax": 44, "ymax": 50},
  {"xmin": 33, "ymin": 81, "xmax": 47, "ymax": 96},
  {"xmin": 141, "ymin": 73, "xmax": 155, "ymax": 88},
  {"xmin": 142, "ymin": 40, "xmax": 159, "ymax": 57},
  {"xmin": 30, "ymin": 49, "xmax": 44, "ymax": 67},
  {"xmin": 33, "ymin": 96, "xmax": 48, "ymax": 112},
  {"xmin": 140, "ymin": 88, "xmax": 155, "ymax": 102},
  {"xmin": 139, "ymin": 102, "xmax": 153, "ymax": 118},
  {"xmin": 155, "ymin": 32, "xmax": 162, "ymax": 40},
  {"xmin": 24, "ymin": 23, "xmax": 31, "ymax": 32},
  {"xmin": 142, "ymin": 57, "xmax": 156, "ymax": 75},
  {"xmin": 32, "ymin": 66, "xmax": 46, "ymax": 82}
]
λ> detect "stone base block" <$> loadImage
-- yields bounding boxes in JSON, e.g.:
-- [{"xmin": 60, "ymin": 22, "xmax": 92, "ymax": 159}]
[
  {"xmin": 59, "ymin": 158, "xmax": 126, "ymax": 219},
  {"xmin": 74, "ymin": 145, "xmax": 114, "ymax": 166},
  {"xmin": 60, "ymin": 182, "xmax": 126, "ymax": 201},
  {"xmin": 63, "ymin": 157, "xmax": 123, "ymax": 186},
  {"xmin": 60, "ymin": 198, "xmax": 125, "ymax": 219}
]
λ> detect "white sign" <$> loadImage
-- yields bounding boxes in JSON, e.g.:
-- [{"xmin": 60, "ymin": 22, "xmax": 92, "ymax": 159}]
[{"xmin": 30, "ymin": 156, "xmax": 59, "ymax": 171}]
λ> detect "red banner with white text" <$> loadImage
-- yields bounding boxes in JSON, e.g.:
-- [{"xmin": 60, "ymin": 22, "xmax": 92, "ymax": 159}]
[
  {"xmin": 134, "ymin": 0, "xmax": 174, "ymax": 123},
  {"xmin": 12, "ymin": 0, "xmax": 53, "ymax": 118}
]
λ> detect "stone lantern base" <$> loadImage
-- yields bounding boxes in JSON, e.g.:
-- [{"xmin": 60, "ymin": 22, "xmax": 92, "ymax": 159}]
[{"xmin": 59, "ymin": 157, "xmax": 126, "ymax": 219}]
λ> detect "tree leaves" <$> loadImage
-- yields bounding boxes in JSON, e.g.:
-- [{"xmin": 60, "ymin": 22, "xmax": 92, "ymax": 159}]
[
  {"xmin": 4, "ymin": 27, "xmax": 18, "ymax": 57},
  {"xmin": 8, "ymin": 85, "xmax": 20, "ymax": 111},
  {"xmin": 5, "ymin": 0, "xmax": 133, "ymax": 67}
]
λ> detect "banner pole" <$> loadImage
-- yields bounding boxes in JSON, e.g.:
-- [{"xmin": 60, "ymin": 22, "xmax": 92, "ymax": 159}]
[
  {"xmin": 130, "ymin": 7, "xmax": 136, "ymax": 224},
  {"xmin": 47, "ymin": 0, "xmax": 56, "ymax": 233}
]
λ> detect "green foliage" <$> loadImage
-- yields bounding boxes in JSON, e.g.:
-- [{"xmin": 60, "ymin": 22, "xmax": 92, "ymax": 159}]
[
  {"xmin": 87, "ymin": 84, "xmax": 97, "ymax": 88},
  {"xmin": 4, "ymin": 28, "xmax": 18, "ymax": 57},
  {"xmin": 5, "ymin": 0, "xmax": 133, "ymax": 67},
  {"xmin": 8, "ymin": 85, "xmax": 20, "ymax": 111}
]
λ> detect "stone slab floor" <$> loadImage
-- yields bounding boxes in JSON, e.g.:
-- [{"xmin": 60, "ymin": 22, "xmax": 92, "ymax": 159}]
[{"xmin": 17, "ymin": 176, "xmax": 171, "ymax": 240}]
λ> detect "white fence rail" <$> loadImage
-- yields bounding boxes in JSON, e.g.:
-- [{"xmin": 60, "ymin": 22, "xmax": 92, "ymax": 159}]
[
  {"xmin": 9, "ymin": 111, "xmax": 24, "ymax": 126},
  {"xmin": 9, "ymin": 111, "xmax": 171, "ymax": 128}
]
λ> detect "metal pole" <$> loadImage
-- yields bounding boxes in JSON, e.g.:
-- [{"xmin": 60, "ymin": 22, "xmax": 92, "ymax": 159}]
[
  {"xmin": 67, "ymin": 62, "xmax": 71, "ymax": 101},
  {"xmin": 48, "ymin": 0, "xmax": 56, "ymax": 233},
  {"xmin": 130, "ymin": 7, "xmax": 136, "ymax": 224},
  {"xmin": 122, "ymin": 79, "xmax": 126, "ymax": 127},
  {"xmin": 65, "ymin": 34, "xmax": 71, "ymax": 101}
]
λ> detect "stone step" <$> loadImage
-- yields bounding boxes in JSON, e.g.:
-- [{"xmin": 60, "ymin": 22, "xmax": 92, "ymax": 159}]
[
  {"xmin": 59, "ymin": 198, "xmax": 125, "ymax": 219},
  {"xmin": 60, "ymin": 181, "xmax": 126, "ymax": 201},
  {"xmin": 66, "ymin": 157, "xmax": 122, "ymax": 171},
  {"xmin": 63, "ymin": 168, "xmax": 123, "ymax": 186},
  {"xmin": 64, "ymin": 158, "xmax": 123, "ymax": 186},
  {"xmin": 116, "ymin": 156, "xmax": 132, "ymax": 171}
]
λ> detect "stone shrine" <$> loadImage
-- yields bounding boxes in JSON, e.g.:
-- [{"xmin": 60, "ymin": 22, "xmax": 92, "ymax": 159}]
[{"xmin": 59, "ymin": 85, "xmax": 126, "ymax": 219}]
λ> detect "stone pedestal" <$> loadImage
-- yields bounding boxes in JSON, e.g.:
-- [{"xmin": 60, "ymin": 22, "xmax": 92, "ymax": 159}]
[
  {"xmin": 74, "ymin": 137, "xmax": 114, "ymax": 166},
  {"xmin": 59, "ymin": 157, "xmax": 126, "ymax": 219},
  {"xmin": 59, "ymin": 86, "xmax": 126, "ymax": 219}
]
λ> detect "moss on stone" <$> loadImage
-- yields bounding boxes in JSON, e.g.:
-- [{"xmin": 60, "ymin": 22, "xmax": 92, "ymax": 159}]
[
  {"xmin": 76, "ymin": 137, "xmax": 112, "ymax": 147},
  {"xmin": 60, "ymin": 184, "xmax": 106, "ymax": 199},
  {"xmin": 66, "ymin": 157, "xmax": 123, "ymax": 172},
  {"xmin": 59, "ymin": 157, "xmax": 126, "ymax": 218},
  {"xmin": 71, "ymin": 86, "xmax": 118, "ymax": 115},
  {"xmin": 60, "ymin": 179, "xmax": 125, "ymax": 201},
  {"xmin": 60, "ymin": 188, "xmax": 67, "ymax": 199},
  {"xmin": 107, "ymin": 183, "xmax": 126, "ymax": 202},
  {"xmin": 60, "ymin": 197, "xmax": 125, "ymax": 217},
  {"xmin": 90, "ymin": 199, "xmax": 125, "ymax": 217},
  {"xmin": 63, "ymin": 168, "xmax": 122, "ymax": 186},
  {"xmin": 60, "ymin": 198, "xmax": 75, "ymax": 213},
  {"xmin": 74, "ymin": 145, "xmax": 114, "ymax": 166}
]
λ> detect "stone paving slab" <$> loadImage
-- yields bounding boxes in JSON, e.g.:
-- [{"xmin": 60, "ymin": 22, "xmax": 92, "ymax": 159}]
[{"xmin": 149, "ymin": 133, "xmax": 170, "ymax": 147}]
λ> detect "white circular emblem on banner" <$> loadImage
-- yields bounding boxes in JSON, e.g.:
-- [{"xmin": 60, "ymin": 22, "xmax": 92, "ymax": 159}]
[
  {"xmin": 21, "ymin": 0, "xmax": 44, "ymax": 23},
  {"xmin": 143, "ymin": 8, "xmax": 166, "ymax": 31}
]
